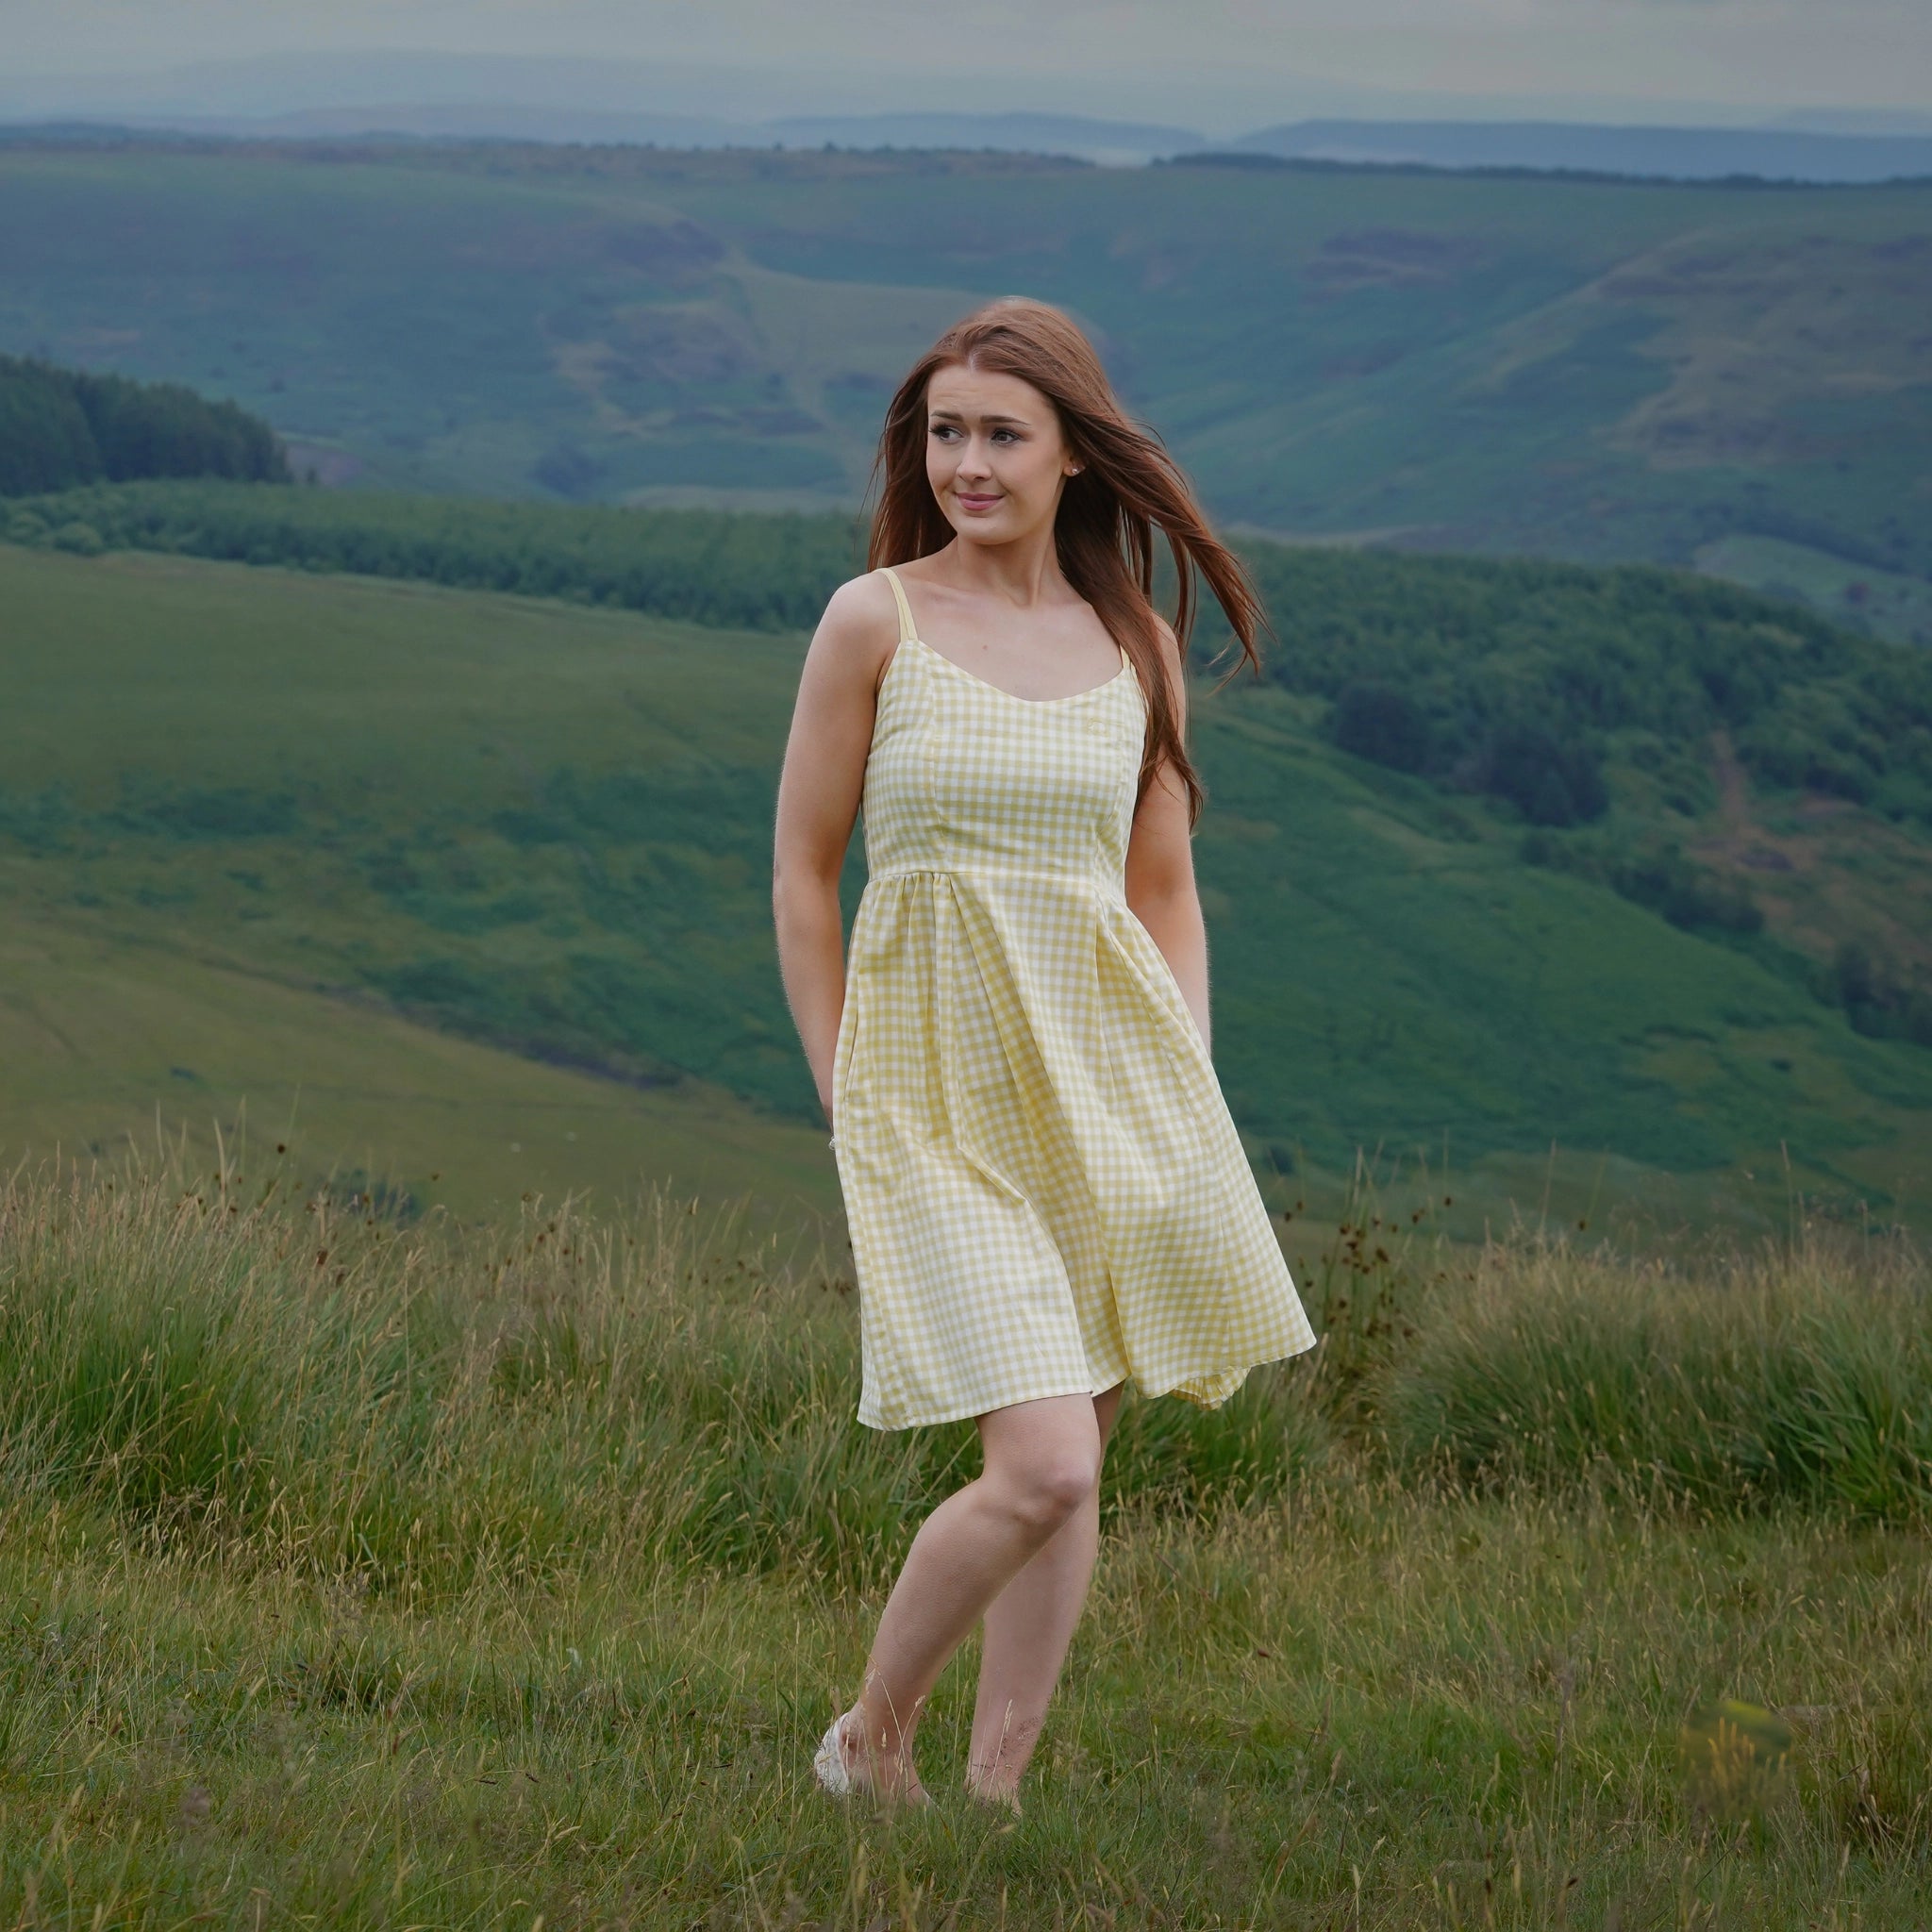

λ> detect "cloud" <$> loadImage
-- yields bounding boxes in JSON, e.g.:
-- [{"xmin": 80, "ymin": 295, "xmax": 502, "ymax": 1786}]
[{"xmin": 5, "ymin": 0, "xmax": 1929, "ymax": 119}]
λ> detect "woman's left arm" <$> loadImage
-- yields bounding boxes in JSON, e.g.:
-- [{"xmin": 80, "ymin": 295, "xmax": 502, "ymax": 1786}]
[{"xmin": 1123, "ymin": 619, "xmax": 1211, "ymax": 1057}]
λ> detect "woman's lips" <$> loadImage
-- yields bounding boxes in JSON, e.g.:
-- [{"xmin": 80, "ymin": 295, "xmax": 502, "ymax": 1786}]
[{"xmin": 957, "ymin": 491, "xmax": 1003, "ymax": 511}]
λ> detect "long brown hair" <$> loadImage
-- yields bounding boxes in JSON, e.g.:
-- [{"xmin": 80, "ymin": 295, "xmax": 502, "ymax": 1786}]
[{"xmin": 865, "ymin": 295, "xmax": 1266, "ymax": 825}]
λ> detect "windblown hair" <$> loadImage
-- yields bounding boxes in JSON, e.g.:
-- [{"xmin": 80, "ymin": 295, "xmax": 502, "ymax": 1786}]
[{"xmin": 865, "ymin": 295, "xmax": 1266, "ymax": 825}]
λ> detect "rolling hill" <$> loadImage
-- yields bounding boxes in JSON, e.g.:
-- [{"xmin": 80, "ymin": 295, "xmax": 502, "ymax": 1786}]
[
  {"xmin": 4, "ymin": 530, "xmax": 1928, "ymax": 1239},
  {"xmin": 0, "ymin": 136, "xmax": 1926, "ymax": 642}
]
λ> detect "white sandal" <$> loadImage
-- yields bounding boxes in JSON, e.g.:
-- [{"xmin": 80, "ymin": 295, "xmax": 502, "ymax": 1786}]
[
  {"xmin": 812, "ymin": 1707, "xmax": 933, "ymax": 1807},
  {"xmin": 812, "ymin": 1710, "xmax": 860, "ymax": 1795}
]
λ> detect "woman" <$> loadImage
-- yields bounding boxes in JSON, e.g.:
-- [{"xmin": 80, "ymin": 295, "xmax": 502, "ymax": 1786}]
[{"xmin": 772, "ymin": 296, "xmax": 1316, "ymax": 1813}]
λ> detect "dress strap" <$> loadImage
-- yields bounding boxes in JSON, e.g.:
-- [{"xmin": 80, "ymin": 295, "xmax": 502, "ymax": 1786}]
[{"xmin": 876, "ymin": 566, "xmax": 917, "ymax": 644}]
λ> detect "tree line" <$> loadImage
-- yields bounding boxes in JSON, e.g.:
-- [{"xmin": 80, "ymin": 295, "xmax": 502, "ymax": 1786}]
[
  {"xmin": 1198, "ymin": 545, "xmax": 1932, "ymax": 833},
  {"xmin": 6, "ymin": 479, "xmax": 858, "ymax": 634},
  {"xmin": 10, "ymin": 476, "xmax": 1928, "ymax": 834},
  {"xmin": 0, "ymin": 357, "xmax": 289, "ymax": 496}
]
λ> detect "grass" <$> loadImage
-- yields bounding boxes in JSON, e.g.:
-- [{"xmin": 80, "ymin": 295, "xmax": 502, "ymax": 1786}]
[
  {"xmin": 3, "ymin": 1153, "xmax": 1932, "ymax": 1924},
  {"xmin": 1385, "ymin": 1229, "xmax": 1932, "ymax": 1517},
  {"xmin": 0, "ymin": 138, "xmax": 1929, "ymax": 604},
  {"xmin": 5, "ymin": 541, "xmax": 1932, "ymax": 1237}
]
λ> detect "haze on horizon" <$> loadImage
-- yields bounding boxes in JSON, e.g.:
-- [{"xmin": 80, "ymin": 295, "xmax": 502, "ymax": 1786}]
[{"xmin": 5, "ymin": 0, "xmax": 1930, "ymax": 135}]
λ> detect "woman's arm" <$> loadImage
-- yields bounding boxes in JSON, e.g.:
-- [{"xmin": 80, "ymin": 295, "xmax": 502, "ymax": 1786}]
[
  {"xmin": 1123, "ymin": 619, "xmax": 1212, "ymax": 1057},
  {"xmin": 772, "ymin": 575, "xmax": 898, "ymax": 1127}
]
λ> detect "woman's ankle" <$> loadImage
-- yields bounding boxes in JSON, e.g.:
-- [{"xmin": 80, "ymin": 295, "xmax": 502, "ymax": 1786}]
[
  {"xmin": 964, "ymin": 1766, "xmax": 1024, "ymax": 1813},
  {"xmin": 841, "ymin": 1707, "xmax": 922, "ymax": 1790}
]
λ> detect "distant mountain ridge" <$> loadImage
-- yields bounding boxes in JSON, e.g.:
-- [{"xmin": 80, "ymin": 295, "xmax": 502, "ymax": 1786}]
[
  {"xmin": 7, "ymin": 104, "xmax": 1932, "ymax": 181},
  {"xmin": 6, "ymin": 106, "xmax": 1202, "ymax": 167},
  {"xmin": 1237, "ymin": 119, "xmax": 1932, "ymax": 184}
]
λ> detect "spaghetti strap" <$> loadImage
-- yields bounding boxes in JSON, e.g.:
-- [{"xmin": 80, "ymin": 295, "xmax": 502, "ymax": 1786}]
[{"xmin": 877, "ymin": 565, "xmax": 917, "ymax": 644}]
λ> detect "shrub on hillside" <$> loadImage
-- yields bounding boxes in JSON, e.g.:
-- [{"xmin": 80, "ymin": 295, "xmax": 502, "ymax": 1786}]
[
  {"xmin": 50, "ymin": 519, "xmax": 104, "ymax": 557},
  {"xmin": 1325, "ymin": 682, "xmax": 1608, "ymax": 824},
  {"xmin": 1834, "ymin": 941, "xmax": 1932, "ymax": 1049},
  {"xmin": 1520, "ymin": 832, "xmax": 1763, "ymax": 936},
  {"xmin": 1326, "ymin": 679, "xmax": 1434, "ymax": 774},
  {"xmin": 1383, "ymin": 1231, "xmax": 1932, "ymax": 1519},
  {"xmin": 1611, "ymin": 842, "xmax": 1763, "ymax": 935},
  {"xmin": 1475, "ymin": 718, "xmax": 1608, "ymax": 826}
]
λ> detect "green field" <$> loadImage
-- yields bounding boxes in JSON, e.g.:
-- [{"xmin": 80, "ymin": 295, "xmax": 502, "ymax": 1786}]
[
  {"xmin": 4, "ymin": 536, "xmax": 1929, "ymax": 1234},
  {"xmin": 1, "ymin": 138, "xmax": 1928, "ymax": 625},
  {"xmin": 0, "ymin": 899, "xmax": 842, "ymax": 1229},
  {"xmin": 5, "ymin": 1152, "xmax": 1932, "ymax": 1925},
  {"xmin": 0, "ymin": 543, "xmax": 855, "ymax": 1224}
]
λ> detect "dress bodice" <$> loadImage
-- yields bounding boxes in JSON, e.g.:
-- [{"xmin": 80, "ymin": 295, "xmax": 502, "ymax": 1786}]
[{"xmin": 858, "ymin": 631, "xmax": 1145, "ymax": 888}]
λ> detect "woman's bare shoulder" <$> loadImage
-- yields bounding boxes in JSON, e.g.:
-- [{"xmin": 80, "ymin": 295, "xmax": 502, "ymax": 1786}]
[{"xmin": 809, "ymin": 570, "xmax": 902, "ymax": 685}]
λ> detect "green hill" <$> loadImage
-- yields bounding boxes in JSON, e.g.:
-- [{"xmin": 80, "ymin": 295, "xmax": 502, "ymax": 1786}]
[
  {"xmin": 0, "ymin": 138, "xmax": 1926, "ymax": 638},
  {"xmin": 3, "ymin": 531, "xmax": 1929, "ymax": 1236},
  {"xmin": 0, "ymin": 895, "xmax": 842, "ymax": 1229}
]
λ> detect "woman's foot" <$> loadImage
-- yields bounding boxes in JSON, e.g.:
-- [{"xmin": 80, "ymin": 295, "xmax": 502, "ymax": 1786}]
[
  {"xmin": 815, "ymin": 1707, "xmax": 932, "ymax": 1807},
  {"xmin": 963, "ymin": 1769, "xmax": 1024, "ymax": 1816}
]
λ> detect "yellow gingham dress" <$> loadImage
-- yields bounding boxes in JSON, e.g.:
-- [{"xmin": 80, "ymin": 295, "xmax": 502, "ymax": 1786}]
[{"xmin": 830, "ymin": 566, "xmax": 1317, "ymax": 1430}]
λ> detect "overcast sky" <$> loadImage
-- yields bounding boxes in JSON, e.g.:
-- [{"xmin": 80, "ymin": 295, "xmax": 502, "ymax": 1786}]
[{"xmin": 6, "ymin": 0, "xmax": 1930, "ymax": 131}]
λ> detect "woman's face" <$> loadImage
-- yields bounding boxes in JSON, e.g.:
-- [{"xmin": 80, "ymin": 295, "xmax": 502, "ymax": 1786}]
[{"xmin": 924, "ymin": 362, "xmax": 1078, "ymax": 549}]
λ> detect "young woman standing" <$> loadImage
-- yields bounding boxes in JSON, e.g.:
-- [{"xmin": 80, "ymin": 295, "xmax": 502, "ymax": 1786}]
[{"xmin": 772, "ymin": 296, "xmax": 1315, "ymax": 1813}]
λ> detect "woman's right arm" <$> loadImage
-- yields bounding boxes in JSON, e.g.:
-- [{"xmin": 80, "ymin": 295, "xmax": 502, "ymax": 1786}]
[{"xmin": 772, "ymin": 575, "xmax": 897, "ymax": 1130}]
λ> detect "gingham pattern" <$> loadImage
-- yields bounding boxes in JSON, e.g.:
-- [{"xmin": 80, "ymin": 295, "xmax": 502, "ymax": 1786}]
[{"xmin": 831, "ymin": 566, "xmax": 1316, "ymax": 1430}]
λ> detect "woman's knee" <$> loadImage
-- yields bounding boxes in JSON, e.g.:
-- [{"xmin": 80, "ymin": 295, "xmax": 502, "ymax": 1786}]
[
  {"xmin": 991, "ymin": 1449, "xmax": 1100, "ymax": 1534},
  {"xmin": 976, "ymin": 1392, "xmax": 1103, "ymax": 1533}
]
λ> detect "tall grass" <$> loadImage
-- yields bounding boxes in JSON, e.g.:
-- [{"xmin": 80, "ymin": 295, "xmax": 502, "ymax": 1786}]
[
  {"xmin": 7, "ymin": 1154, "xmax": 1926, "ymax": 1595},
  {"xmin": 0, "ymin": 1153, "xmax": 1325, "ymax": 1598},
  {"xmin": 1382, "ymin": 1226, "xmax": 1932, "ymax": 1518}
]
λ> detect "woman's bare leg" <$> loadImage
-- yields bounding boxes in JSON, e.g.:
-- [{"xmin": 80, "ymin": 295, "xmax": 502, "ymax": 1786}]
[
  {"xmin": 965, "ymin": 1380, "xmax": 1127, "ymax": 1804},
  {"xmin": 833, "ymin": 1391, "xmax": 1105, "ymax": 1802}
]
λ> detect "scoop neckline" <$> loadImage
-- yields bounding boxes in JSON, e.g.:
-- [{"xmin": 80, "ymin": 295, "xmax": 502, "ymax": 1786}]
[{"xmin": 894, "ymin": 633, "xmax": 1134, "ymax": 707}]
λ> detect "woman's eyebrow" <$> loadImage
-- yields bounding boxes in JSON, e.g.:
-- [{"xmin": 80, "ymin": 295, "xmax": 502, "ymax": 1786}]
[{"xmin": 927, "ymin": 408, "xmax": 1031, "ymax": 426}]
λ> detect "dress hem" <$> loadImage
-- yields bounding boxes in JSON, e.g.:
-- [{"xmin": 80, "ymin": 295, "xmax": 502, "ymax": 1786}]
[
  {"xmin": 857, "ymin": 1377, "xmax": 1124, "ymax": 1434},
  {"xmin": 854, "ymin": 1333, "xmax": 1321, "ymax": 1431}
]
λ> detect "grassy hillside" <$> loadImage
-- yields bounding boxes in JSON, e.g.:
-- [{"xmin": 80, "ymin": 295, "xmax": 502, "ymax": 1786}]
[
  {"xmin": 0, "ymin": 138, "xmax": 1927, "ymax": 630},
  {"xmin": 5, "ymin": 1157, "xmax": 1932, "ymax": 1924},
  {"xmin": 4, "ymin": 537, "xmax": 1929, "ymax": 1234},
  {"xmin": 0, "ymin": 543, "xmax": 854, "ymax": 1224},
  {"xmin": 0, "ymin": 897, "xmax": 842, "ymax": 1229}
]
